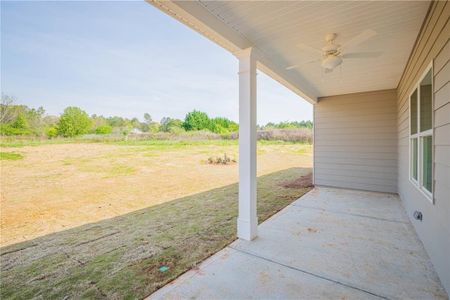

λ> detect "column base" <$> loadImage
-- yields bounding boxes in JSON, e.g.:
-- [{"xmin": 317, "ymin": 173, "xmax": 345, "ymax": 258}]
[{"xmin": 237, "ymin": 218, "xmax": 257, "ymax": 241}]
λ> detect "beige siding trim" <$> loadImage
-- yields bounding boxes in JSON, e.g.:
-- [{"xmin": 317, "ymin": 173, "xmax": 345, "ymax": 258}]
[
  {"xmin": 435, "ymin": 81, "xmax": 450, "ymax": 109},
  {"xmin": 435, "ymin": 124, "xmax": 450, "ymax": 145},
  {"xmin": 398, "ymin": 1, "xmax": 448, "ymax": 97},
  {"xmin": 315, "ymin": 89, "xmax": 397, "ymax": 193},
  {"xmin": 399, "ymin": 7, "xmax": 449, "ymax": 100},
  {"xmin": 434, "ymin": 39, "xmax": 450, "ymax": 74},
  {"xmin": 397, "ymin": 1, "xmax": 450, "ymax": 294},
  {"xmin": 435, "ymin": 103, "xmax": 450, "ymax": 127},
  {"xmin": 435, "ymin": 59, "xmax": 450, "ymax": 92},
  {"xmin": 435, "ymin": 145, "xmax": 450, "ymax": 167}
]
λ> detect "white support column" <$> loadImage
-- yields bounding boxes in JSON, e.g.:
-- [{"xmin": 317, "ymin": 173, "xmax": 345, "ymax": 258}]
[{"xmin": 236, "ymin": 47, "xmax": 257, "ymax": 241}]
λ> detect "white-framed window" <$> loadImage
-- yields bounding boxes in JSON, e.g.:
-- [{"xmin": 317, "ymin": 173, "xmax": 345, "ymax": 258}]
[{"xmin": 409, "ymin": 64, "xmax": 433, "ymax": 202}]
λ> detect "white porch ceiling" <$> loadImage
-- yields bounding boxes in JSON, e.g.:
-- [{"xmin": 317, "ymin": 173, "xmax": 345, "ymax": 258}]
[{"xmin": 148, "ymin": 1, "xmax": 430, "ymax": 102}]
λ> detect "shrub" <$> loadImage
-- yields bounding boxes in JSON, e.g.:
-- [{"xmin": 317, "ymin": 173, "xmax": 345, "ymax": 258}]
[
  {"xmin": 257, "ymin": 128, "xmax": 312, "ymax": 143},
  {"xmin": 207, "ymin": 153, "xmax": 236, "ymax": 165},
  {"xmin": 95, "ymin": 125, "xmax": 113, "ymax": 135},
  {"xmin": 11, "ymin": 114, "xmax": 29, "ymax": 130},
  {"xmin": 209, "ymin": 123, "xmax": 227, "ymax": 134},
  {"xmin": 182, "ymin": 111, "xmax": 210, "ymax": 131},
  {"xmin": 57, "ymin": 107, "xmax": 92, "ymax": 137},
  {"xmin": 263, "ymin": 120, "xmax": 313, "ymax": 130},
  {"xmin": 0, "ymin": 124, "xmax": 30, "ymax": 136},
  {"xmin": 0, "ymin": 114, "xmax": 32, "ymax": 136},
  {"xmin": 209, "ymin": 117, "xmax": 238, "ymax": 134},
  {"xmin": 168, "ymin": 126, "xmax": 185, "ymax": 134},
  {"xmin": 160, "ymin": 117, "xmax": 183, "ymax": 132},
  {"xmin": 148, "ymin": 122, "xmax": 160, "ymax": 133},
  {"xmin": 46, "ymin": 126, "xmax": 58, "ymax": 138}
]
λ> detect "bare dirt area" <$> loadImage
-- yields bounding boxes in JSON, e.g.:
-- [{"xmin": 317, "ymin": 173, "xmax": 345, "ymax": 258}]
[
  {"xmin": 0, "ymin": 142, "xmax": 312, "ymax": 247},
  {"xmin": 281, "ymin": 173, "xmax": 313, "ymax": 188}
]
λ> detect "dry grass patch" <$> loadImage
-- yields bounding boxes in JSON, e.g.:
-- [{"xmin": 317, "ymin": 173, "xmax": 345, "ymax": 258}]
[
  {"xmin": 1, "ymin": 142, "xmax": 312, "ymax": 246},
  {"xmin": 1, "ymin": 167, "xmax": 312, "ymax": 299}
]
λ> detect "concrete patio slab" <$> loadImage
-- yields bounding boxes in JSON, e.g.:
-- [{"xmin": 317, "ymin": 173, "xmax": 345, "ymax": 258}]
[
  {"xmin": 291, "ymin": 187, "xmax": 410, "ymax": 223},
  {"xmin": 149, "ymin": 247, "xmax": 380, "ymax": 300},
  {"xmin": 148, "ymin": 187, "xmax": 448, "ymax": 300}
]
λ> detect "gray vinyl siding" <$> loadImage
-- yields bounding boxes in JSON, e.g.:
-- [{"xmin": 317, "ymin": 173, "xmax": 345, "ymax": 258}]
[
  {"xmin": 314, "ymin": 89, "xmax": 398, "ymax": 193},
  {"xmin": 397, "ymin": 1, "xmax": 450, "ymax": 294}
]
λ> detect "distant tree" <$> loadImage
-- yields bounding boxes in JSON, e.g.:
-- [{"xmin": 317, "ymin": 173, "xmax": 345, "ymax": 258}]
[
  {"xmin": 262, "ymin": 120, "xmax": 313, "ymax": 130},
  {"xmin": 130, "ymin": 117, "xmax": 141, "ymax": 128},
  {"xmin": 121, "ymin": 126, "xmax": 132, "ymax": 141},
  {"xmin": 182, "ymin": 110, "xmax": 210, "ymax": 131},
  {"xmin": 43, "ymin": 115, "xmax": 59, "ymax": 127},
  {"xmin": 147, "ymin": 122, "xmax": 160, "ymax": 133},
  {"xmin": 11, "ymin": 113, "xmax": 29, "ymax": 129},
  {"xmin": 140, "ymin": 113, "xmax": 153, "ymax": 132},
  {"xmin": 0, "ymin": 113, "xmax": 30, "ymax": 136},
  {"xmin": 160, "ymin": 117, "xmax": 170, "ymax": 129},
  {"xmin": 91, "ymin": 114, "xmax": 108, "ymax": 130},
  {"xmin": 107, "ymin": 116, "xmax": 126, "ymax": 128},
  {"xmin": 26, "ymin": 106, "xmax": 45, "ymax": 135},
  {"xmin": 0, "ymin": 96, "xmax": 48, "ymax": 136},
  {"xmin": 209, "ymin": 117, "xmax": 238, "ymax": 134},
  {"xmin": 160, "ymin": 117, "xmax": 183, "ymax": 132},
  {"xmin": 57, "ymin": 107, "xmax": 92, "ymax": 137},
  {"xmin": 0, "ymin": 94, "xmax": 17, "ymax": 124},
  {"xmin": 46, "ymin": 126, "xmax": 58, "ymax": 138},
  {"xmin": 144, "ymin": 113, "xmax": 152, "ymax": 124},
  {"xmin": 42, "ymin": 116, "xmax": 59, "ymax": 138},
  {"xmin": 95, "ymin": 124, "xmax": 113, "ymax": 134}
]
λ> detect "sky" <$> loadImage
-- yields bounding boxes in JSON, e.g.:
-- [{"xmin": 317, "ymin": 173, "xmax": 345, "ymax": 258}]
[{"xmin": 1, "ymin": 1, "xmax": 312, "ymax": 124}]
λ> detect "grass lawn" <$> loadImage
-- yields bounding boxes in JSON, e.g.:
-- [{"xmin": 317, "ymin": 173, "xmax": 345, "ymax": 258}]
[
  {"xmin": 1, "ymin": 142, "xmax": 312, "ymax": 246},
  {"xmin": 0, "ymin": 152, "xmax": 23, "ymax": 160},
  {"xmin": 0, "ymin": 167, "xmax": 312, "ymax": 299},
  {"xmin": 1, "ymin": 140, "xmax": 312, "ymax": 298}
]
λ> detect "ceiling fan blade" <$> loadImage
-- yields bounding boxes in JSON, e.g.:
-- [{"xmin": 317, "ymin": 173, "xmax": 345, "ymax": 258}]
[
  {"xmin": 342, "ymin": 52, "xmax": 382, "ymax": 59},
  {"xmin": 286, "ymin": 65, "xmax": 300, "ymax": 70},
  {"xmin": 340, "ymin": 29, "xmax": 377, "ymax": 51},
  {"xmin": 286, "ymin": 58, "xmax": 320, "ymax": 70},
  {"xmin": 296, "ymin": 43, "xmax": 322, "ymax": 56}
]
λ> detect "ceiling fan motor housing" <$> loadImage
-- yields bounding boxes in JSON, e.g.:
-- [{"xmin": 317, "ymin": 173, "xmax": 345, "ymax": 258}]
[
  {"xmin": 322, "ymin": 43, "xmax": 340, "ymax": 56},
  {"xmin": 287, "ymin": 30, "xmax": 376, "ymax": 71},
  {"xmin": 321, "ymin": 55, "xmax": 343, "ymax": 70},
  {"xmin": 322, "ymin": 33, "xmax": 341, "ymax": 62},
  {"xmin": 325, "ymin": 33, "xmax": 337, "ymax": 42}
]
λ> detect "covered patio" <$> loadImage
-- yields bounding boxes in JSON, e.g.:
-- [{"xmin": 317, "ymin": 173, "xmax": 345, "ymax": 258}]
[
  {"xmin": 149, "ymin": 187, "xmax": 447, "ymax": 300},
  {"xmin": 148, "ymin": 0, "xmax": 449, "ymax": 297}
]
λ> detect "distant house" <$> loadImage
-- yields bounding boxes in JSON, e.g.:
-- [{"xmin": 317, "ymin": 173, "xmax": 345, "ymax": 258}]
[{"xmin": 131, "ymin": 128, "xmax": 143, "ymax": 135}]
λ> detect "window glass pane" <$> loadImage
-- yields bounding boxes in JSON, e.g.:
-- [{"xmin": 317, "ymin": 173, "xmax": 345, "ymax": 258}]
[
  {"xmin": 411, "ymin": 90, "xmax": 418, "ymax": 134},
  {"xmin": 422, "ymin": 135, "xmax": 432, "ymax": 192},
  {"xmin": 420, "ymin": 70, "xmax": 432, "ymax": 132},
  {"xmin": 411, "ymin": 138, "xmax": 418, "ymax": 181}
]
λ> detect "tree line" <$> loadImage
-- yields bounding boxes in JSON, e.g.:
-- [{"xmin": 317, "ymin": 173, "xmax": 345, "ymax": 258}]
[{"xmin": 0, "ymin": 94, "xmax": 312, "ymax": 138}]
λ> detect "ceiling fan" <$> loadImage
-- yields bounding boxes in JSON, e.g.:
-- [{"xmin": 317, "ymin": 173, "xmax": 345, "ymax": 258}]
[{"xmin": 286, "ymin": 29, "xmax": 379, "ymax": 73}]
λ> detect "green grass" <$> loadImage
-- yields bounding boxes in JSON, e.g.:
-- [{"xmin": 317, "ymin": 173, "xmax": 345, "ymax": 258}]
[
  {"xmin": 106, "ymin": 165, "xmax": 136, "ymax": 177},
  {"xmin": 0, "ymin": 136, "xmax": 311, "ymax": 148},
  {"xmin": 0, "ymin": 152, "xmax": 24, "ymax": 160},
  {"xmin": 0, "ymin": 167, "xmax": 312, "ymax": 299},
  {"xmin": 289, "ymin": 145, "xmax": 313, "ymax": 154},
  {"xmin": 0, "ymin": 137, "xmax": 84, "ymax": 148}
]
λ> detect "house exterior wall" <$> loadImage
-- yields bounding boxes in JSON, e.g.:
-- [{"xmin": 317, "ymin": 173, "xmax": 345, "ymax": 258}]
[
  {"xmin": 314, "ymin": 89, "xmax": 398, "ymax": 193},
  {"xmin": 397, "ymin": 1, "xmax": 449, "ymax": 294}
]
